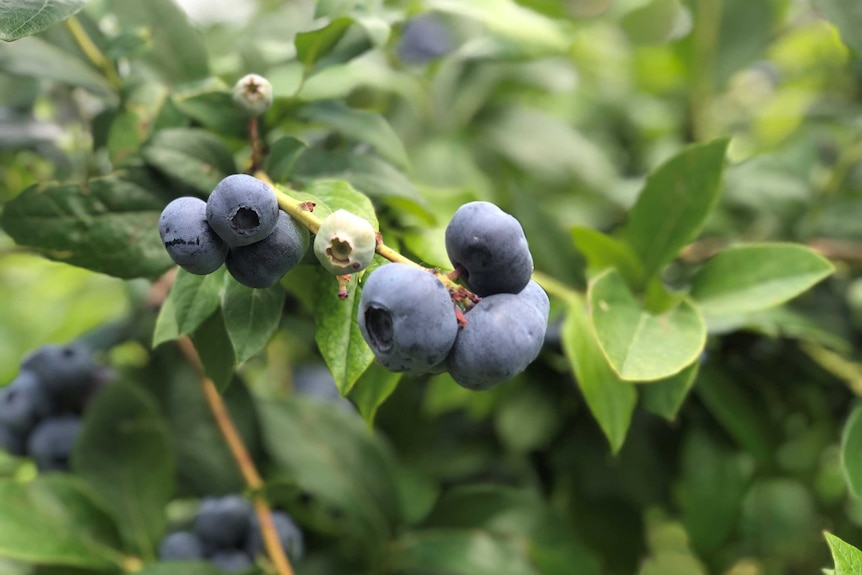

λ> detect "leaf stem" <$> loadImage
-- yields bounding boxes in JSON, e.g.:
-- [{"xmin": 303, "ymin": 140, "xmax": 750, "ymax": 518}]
[
  {"xmin": 176, "ymin": 337, "xmax": 295, "ymax": 575},
  {"xmin": 65, "ymin": 17, "xmax": 121, "ymax": 90},
  {"xmin": 532, "ymin": 270, "xmax": 580, "ymax": 304}
]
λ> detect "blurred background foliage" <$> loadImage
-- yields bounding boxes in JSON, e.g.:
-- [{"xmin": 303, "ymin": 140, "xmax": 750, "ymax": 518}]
[{"xmin": 3, "ymin": 0, "xmax": 862, "ymax": 574}]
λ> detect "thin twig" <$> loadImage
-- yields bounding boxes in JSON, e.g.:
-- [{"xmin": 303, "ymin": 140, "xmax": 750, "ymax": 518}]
[
  {"xmin": 177, "ymin": 337, "xmax": 295, "ymax": 575},
  {"xmin": 65, "ymin": 17, "xmax": 122, "ymax": 89}
]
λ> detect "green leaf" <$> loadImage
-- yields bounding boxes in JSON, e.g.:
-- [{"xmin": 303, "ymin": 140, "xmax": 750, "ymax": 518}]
[
  {"xmin": 104, "ymin": 0, "xmax": 209, "ymax": 84},
  {"xmin": 191, "ymin": 309, "xmax": 236, "ymax": 392},
  {"xmin": 620, "ymin": 138, "xmax": 729, "ymax": 278},
  {"xmin": 589, "ymin": 269, "xmax": 706, "ymax": 381},
  {"xmin": 257, "ymin": 396, "xmax": 401, "ymax": 555},
  {"xmin": 304, "ymin": 102, "xmax": 409, "ymax": 169},
  {"xmin": 171, "ymin": 79, "xmax": 249, "ymax": 138},
  {"xmin": 425, "ymin": 0, "xmax": 571, "ymax": 56},
  {"xmin": 388, "ymin": 529, "xmax": 538, "ymax": 575},
  {"xmin": 108, "ymin": 82, "xmax": 170, "ymax": 165},
  {"xmin": 73, "ymin": 383, "xmax": 174, "ymax": 560},
  {"xmin": 571, "ymin": 227, "xmax": 646, "ymax": 288},
  {"xmin": 621, "ymin": 0, "xmax": 687, "ymax": 45},
  {"xmin": 314, "ymin": 269, "xmax": 374, "ymax": 394},
  {"xmin": 825, "ymin": 532, "xmax": 862, "ymax": 575},
  {"xmin": 495, "ymin": 385, "xmax": 562, "ymax": 454},
  {"xmin": 841, "ymin": 403, "xmax": 862, "ymax": 499},
  {"xmin": 168, "ymin": 268, "xmax": 224, "ymax": 336},
  {"xmin": 641, "ymin": 359, "xmax": 700, "ymax": 421},
  {"xmin": 152, "ymin": 296, "xmax": 179, "ymax": 348},
  {"xmin": 221, "ymin": 276, "xmax": 286, "ymax": 364},
  {"xmin": 816, "ymin": 0, "xmax": 862, "ymax": 55},
  {"xmin": 690, "ymin": 243, "xmax": 833, "ymax": 316},
  {"xmin": 561, "ymin": 295, "xmax": 636, "ymax": 453},
  {"xmin": 135, "ymin": 563, "xmax": 226, "ymax": 575},
  {"xmin": 0, "ymin": 170, "xmax": 174, "ymax": 279},
  {"xmin": 302, "ymin": 179, "xmax": 379, "ymax": 230},
  {"xmin": 348, "ymin": 363, "xmax": 402, "ymax": 426},
  {"xmin": 142, "ymin": 128, "xmax": 236, "ymax": 194},
  {"xmin": 0, "ymin": 36, "xmax": 115, "ymax": 98},
  {"xmin": 295, "ymin": 17, "xmax": 354, "ymax": 73},
  {"xmin": 264, "ymin": 136, "xmax": 309, "ymax": 183},
  {"xmin": 0, "ymin": 476, "xmax": 124, "ymax": 569},
  {"xmin": 0, "ymin": 0, "xmax": 85, "ymax": 41}
]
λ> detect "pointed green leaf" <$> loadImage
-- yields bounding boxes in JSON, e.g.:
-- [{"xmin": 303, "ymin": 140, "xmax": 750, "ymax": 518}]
[
  {"xmin": 302, "ymin": 179, "xmax": 379, "ymax": 231},
  {"xmin": 264, "ymin": 136, "xmax": 309, "ymax": 183},
  {"xmin": 641, "ymin": 359, "xmax": 700, "ymax": 421},
  {"xmin": 0, "ymin": 170, "xmax": 174, "ymax": 279},
  {"xmin": 841, "ymin": 403, "xmax": 862, "ymax": 499},
  {"xmin": 142, "ymin": 128, "xmax": 236, "ymax": 194},
  {"xmin": 348, "ymin": 363, "xmax": 402, "ymax": 426},
  {"xmin": 135, "ymin": 563, "xmax": 226, "ymax": 575},
  {"xmin": 825, "ymin": 532, "xmax": 862, "ymax": 575},
  {"xmin": 690, "ymin": 243, "xmax": 833, "ymax": 316},
  {"xmin": 108, "ymin": 82, "xmax": 170, "ymax": 165},
  {"xmin": 589, "ymin": 269, "xmax": 706, "ymax": 381},
  {"xmin": 0, "ymin": 476, "xmax": 124, "ymax": 569},
  {"xmin": 169, "ymin": 268, "xmax": 224, "ymax": 336},
  {"xmin": 561, "ymin": 296, "xmax": 636, "ymax": 453},
  {"xmin": 295, "ymin": 17, "xmax": 354, "ymax": 72},
  {"xmin": 304, "ymin": 102, "xmax": 409, "ymax": 169},
  {"xmin": 221, "ymin": 276, "xmax": 286, "ymax": 364},
  {"xmin": 73, "ymin": 383, "xmax": 174, "ymax": 560},
  {"xmin": 190, "ymin": 309, "xmax": 236, "ymax": 392},
  {"xmin": 314, "ymin": 268, "xmax": 374, "ymax": 394},
  {"xmin": 621, "ymin": 138, "xmax": 729, "ymax": 278},
  {"xmin": 571, "ymin": 226, "xmax": 646, "ymax": 288},
  {"xmin": 0, "ymin": 0, "xmax": 86, "ymax": 41},
  {"xmin": 152, "ymin": 296, "xmax": 180, "ymax": 348}
]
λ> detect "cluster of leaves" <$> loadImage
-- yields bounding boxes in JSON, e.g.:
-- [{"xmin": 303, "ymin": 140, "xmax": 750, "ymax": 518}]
[{"xmin": 2, "ymin": 0, "xmax": 862, "ymax": 574}]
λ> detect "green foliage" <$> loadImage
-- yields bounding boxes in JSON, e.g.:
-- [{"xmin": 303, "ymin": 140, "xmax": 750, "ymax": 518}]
[{"xmin": 0, "ymin": 0, "xmax": 86, "ymax": 42}]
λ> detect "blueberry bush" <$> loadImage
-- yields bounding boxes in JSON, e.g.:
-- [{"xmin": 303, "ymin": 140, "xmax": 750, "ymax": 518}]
[{"xmin": 1, "ymin": 0, "xmax": 861, "ymax": 574}]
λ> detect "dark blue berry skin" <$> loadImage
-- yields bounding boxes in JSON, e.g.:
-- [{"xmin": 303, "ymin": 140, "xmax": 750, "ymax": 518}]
[
  {"xmin": 158, "ymin": 531, "xmax": 204, "ymax": 561},
  {"xmin": 293, "ymin": 364, "xmax": 355, "ymax": 412},
  {"xmin": 21, "ymin": 342, "xmax": 95, "ymax": 409},
  {"xmin": 445, "ymin": 201, "xmax": 533, "ymax": 296},
  {"xmin": 0, "ymin": 370, "xmax": 53, "ymax": 434},
  {"xmin": 159, "ymin": 197, "xmax": 228, "ymax": 275},
  {"xmin": 447, "ymin": 290, "xmax": 547, "ymax": 390},
  {"xmin": 247, "ymin": 510, "xmax": 304, "ymax": 561},
  {"xmin": 0, "ymin": 424, "xmax": 26, "ymax": 456},
  {"xmin": 519, "ymin": 280, "xmax": 550, "ymax": 321},
  {"xmin": 398, "ymin": 14, "xmax": 453, "ymax": 64},
  {"xmin": 27, "ymin": 416, "xmax": 81, "ymax": 472},
  {"xmin": 225, "ymin": 211, "xmax": 309, "ymax": 289},
  {"xmin": 194, "ymin": 495, "xmax": 254, "ymax": 551},
  {"xmin": 210, "ymin": 550, "xmax": 253, "ymax": 572},
  {"xmin": 358, "ymin": 263, "xmax": 459, "ymax": 374},
  {"xmin": 207, "ymin": 174, "xmax": 279, "ymax": 247}
]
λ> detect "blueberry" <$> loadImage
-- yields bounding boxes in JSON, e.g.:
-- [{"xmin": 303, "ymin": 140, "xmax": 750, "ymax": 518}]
[
  {"xmin": 159, "ymin": 196, "xmax": 228, "ymax": 275},
  {"xmin": 445, "ymin": 201, "xmax": 533, "ymax": 296},
  {"xmin": 398, "ymin": 14, "xmax": 453, "ymax": 65},
  {"xmin": 159, "ymin": 531, "xmax": 204, "ymax": 561},
  {"xmin": 247, "ymin": 510, "xmax": 304, "ymax": 561},
  {"xmin": 27, "ymin": 415, "xmax": 81, "ymax": 472},
  {"xmin": 0, "ymin": 424, "xmax": 26, "ymax": 456},
  {"xmin": 292, "ymin": 364, "xmax": 356, "ymax": 412},
  {"xmin": 519, "ymin": 280, "xmax": 550, "ymax": 321},
  {"xmin": 194, "ymin": 495, "xmax": 254, "ymax": 550},
  {"xmin": 207, "ymin": 174, "xmax": 279, "ymax": 247},
  {"xmin": 358, "ymin": 263, "xmax": 459, "ymax": 373},
  {"xmin": 0, "ymin": 371, "xmax": 53, "ymax": 434},
  {"xmin": 225, "ymin": 211, "xmax": 309, "ymax": 288},
  {"xmin": 313, "ymin": 209, "xmax": 377, "ymax": 275},
  {"xmin": 210, "ymin": 550, "xmax": 253, "ymax": 572},
  {"xmin": 447, "ymin": 290, "xmax": 548, "ymax": 390},
  {"xmin": 20, "ymin": 342, "xmax": 95, "ymax": 409}
]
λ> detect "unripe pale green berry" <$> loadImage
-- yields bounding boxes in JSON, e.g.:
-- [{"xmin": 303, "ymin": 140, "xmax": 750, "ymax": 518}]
[
  {"xmin": 314, "ymin": 209, "xmax": 377, "ymax": 275},
  {"xmin": 232, "ymin": 74, "xmax": 273, "ymax": 116}
]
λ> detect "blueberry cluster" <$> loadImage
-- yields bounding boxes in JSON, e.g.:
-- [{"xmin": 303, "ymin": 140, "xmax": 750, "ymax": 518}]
[
  {"xmin": 358, "ymin": 201, "xmax": 548, "ymax": 390},
  {"xmin": 159, "ymin": 495, "xmax": 304, "ymax": 572},
  {"xmin": 0, "ymin": 342, "xmax": 106, "ymax": 470},
  {"xmin": 159, "ymin": 174, "xmax": 309, "ymax": 288}
]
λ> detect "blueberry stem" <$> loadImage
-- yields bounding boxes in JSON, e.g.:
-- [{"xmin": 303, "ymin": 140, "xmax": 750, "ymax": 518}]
[
  {"xmin": 177, "ymin": 337, "xmax": 295, "ymax": 575},
  {"xmin": 65, "ymin": 17, "xmax": 121, "ymax": 90}
]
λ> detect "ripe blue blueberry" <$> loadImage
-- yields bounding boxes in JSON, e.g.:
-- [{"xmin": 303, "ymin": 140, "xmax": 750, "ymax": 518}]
[
  {"xmin": 398, "ymin": 14, "xmax": 453, "ymax": 64},
  {"xmin": 27, "ymin": 415, "xmax": 81, "ymax": 472},
  {"xmin": 158, "ymin": 531, "xmax": 204, "ymax": 561},
  {"xmin": 447, "ymin": 287, "xmax": 548, "ymax": 390},
  {"xmin": 194, "ymin": 495, "xmax": 254, "ymax": 550},
  {"xmin": 21, "ymin": 342, "xmax": 95, "ymax": 409},
  {"xmin": 519, "ymin": 280, "xmax": 550, "ymax": 321},
  {"xmin": 247, "ymin": 510, "xmax": 304, "ymax": 561},
  {"xmin": 358, "ymin": 264, "xmax": 459, "ymax": 374},
  {"xmin": 225, "ymin": 211, "xmax": 309, "ymax": 288},
  {"xmin": 207, "ymin": 174, "xmax": 279, "ymax": 247},
  {"xmin": 445, "ymin": 201, "xmax": 533, "ymax": 296},
  {"xmin": 159, "ymin": 197, "xmax": 228, "ymax": 275},
  {"xmin": 0, "ymin": 371, "xmax": 53, "ymax": 434},
  {"xmin": 210, "ymin": 550, "xmax": 254, "ymax": 572}
]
